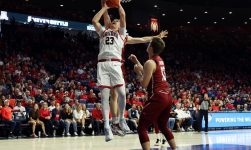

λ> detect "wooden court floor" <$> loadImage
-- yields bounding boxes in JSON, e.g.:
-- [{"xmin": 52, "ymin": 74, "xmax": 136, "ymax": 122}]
[{"xmin": 0, "ymin": 129, "xmax": 251, "ymax": 150}]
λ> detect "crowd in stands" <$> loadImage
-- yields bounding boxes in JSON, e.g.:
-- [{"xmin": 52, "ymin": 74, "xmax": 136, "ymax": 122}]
[{"xmin": 0, "ymin": 22, "xmax": 251, "ymax": 138}]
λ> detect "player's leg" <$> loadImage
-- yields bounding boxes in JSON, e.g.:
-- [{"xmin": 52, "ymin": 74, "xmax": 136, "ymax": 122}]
[
  {"xmin": 97, "ymin": 62, "xmax": 113, "ymax": 141},
  {"xmin": 111, "ymin": 61, "xmax": 130, "ymax": 132},
  {"xmin": 110, "ymin": 88, "xmax": 125, "ymax": 136},
  {"xmin": 138, "ymin": 100, "xmax": 164, "ymax": 150},
  {"xmin": 110, "ymin": 88, "xmax": 118, "ymax": 124},
  {"xmin": 157, "ymin": 95, "xmax": 176, "ymax": 149}
]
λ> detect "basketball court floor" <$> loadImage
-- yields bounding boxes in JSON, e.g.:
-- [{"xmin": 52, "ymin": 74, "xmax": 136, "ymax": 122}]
[{"xmin": 0, "ymin": 129, "xmax": 251, "ymax": 150}]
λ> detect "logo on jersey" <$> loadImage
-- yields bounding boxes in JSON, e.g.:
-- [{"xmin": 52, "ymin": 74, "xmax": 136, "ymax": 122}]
[{"xmin": 103, "ymin": 31, "xmax": 119, "ymax": 39}]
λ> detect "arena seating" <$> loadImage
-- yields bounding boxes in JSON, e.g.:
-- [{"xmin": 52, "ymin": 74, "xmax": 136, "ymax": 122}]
[{"xmin": 0, "ymin": 22, "xmax": 251, "ymax": 138}]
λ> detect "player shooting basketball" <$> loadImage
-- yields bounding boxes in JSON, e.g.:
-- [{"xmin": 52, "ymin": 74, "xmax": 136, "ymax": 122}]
[{"xmin": 92, "ymin": 0, "xmax": 168, "ymax": 142}]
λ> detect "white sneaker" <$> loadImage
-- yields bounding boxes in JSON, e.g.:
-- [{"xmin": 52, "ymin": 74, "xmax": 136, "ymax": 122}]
[
  {"xmin": 80, "ymin": 131, "xmax": 85, "ymax": 136},
  {"xmin": 66, "ymin": 132, "xmax": 71, "ymax": 136},
  {"xmin": 119, "ymin": 119, "xmax": 131, "ymax": 133},
  {"xmin": 53, "ymin": 130, "xmax": 56, "ymax": 137},
  {"xmin": 181, "ymin": 127, "xmax": 185, "ymax": 132},
  {"xmin": 104, "ymin": 128, "xmax": 113, "ymax": 142},
  {"xmin": 74, "ymin": 132, "xmax": 78, "ymax": 136}
]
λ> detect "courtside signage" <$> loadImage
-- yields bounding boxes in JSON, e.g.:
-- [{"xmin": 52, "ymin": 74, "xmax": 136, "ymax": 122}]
[{"xmin": 203, "ymin": 112, "xmax": 251, "ymax": 128}]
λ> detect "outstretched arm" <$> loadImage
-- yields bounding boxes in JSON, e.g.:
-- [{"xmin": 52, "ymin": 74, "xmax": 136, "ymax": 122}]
[
  {"xmin": 92, "ymin": 4, "xmax": 109, "ymax": 33},
  {"xmin": 101, "ymin": 0, "xmax": 111, "ymax": 29},
  {"xmin": 118, "ymin": 3, "xmax": 126, "ymax": 29},
  {"xmin": 126, "ymin": 30, "xmax": 168, "ymax": 44}
]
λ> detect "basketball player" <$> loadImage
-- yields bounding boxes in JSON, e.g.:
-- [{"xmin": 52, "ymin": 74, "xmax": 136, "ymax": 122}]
[
  {"xmin": 93, "ymin": 1, "xmax": 168, "ymax": 141},
  {"xmin": 129, "ymin": 37, "xmax": 176, "ymax": 150},
  {"xmin": 101, "ymin": 0, "xmax": 168, "ymax": 129}
]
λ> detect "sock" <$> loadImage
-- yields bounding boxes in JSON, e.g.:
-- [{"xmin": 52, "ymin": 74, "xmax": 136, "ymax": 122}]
[
  {"xmin": 116, "ymin": 85, "xmax": 126, "ymax": 120},
  {"xmin": 112, "ymin": 117, "xmax": 117, "ymax": 124},
  {"xmin": 101, "ymin": 88, "xmax": 111, "ymax": 129}
]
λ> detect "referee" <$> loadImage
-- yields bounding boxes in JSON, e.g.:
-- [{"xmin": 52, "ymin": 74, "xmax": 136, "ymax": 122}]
[{"xmin": 198, "ymin": 93, "xmax": 209, "ymax": 132}]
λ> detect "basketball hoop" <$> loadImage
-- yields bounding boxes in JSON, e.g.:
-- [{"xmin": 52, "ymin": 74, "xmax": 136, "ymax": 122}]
[{"xmin": 121, "ymin": 0, "xmax": 132, "ymax": 3}]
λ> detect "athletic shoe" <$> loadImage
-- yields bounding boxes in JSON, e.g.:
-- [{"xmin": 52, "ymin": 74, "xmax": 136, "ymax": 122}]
[
  {"xmin": 80, "ymin": 131, "xmax": 85, "ymax": 136},
  {"xmin": 104, "ymin": 128, "xmax": 114, "ymax": 142},
  {"xmin": 31, "ymin": 134, "xmax": 38, "ymax": 138},
  {"xmin": 66, "ymin": 132, "xmax": 71, "ymax": 136},
  {"xmin": 111, "ymin": 124, "xmax": 125, "ymax": 136},
  {"xmin": 53, "ymin": 130, "xmax": 56, "ymax": 137},
  {"xmin": 119, "ymin": 119, "xmax": 131, "ymax": 133},
  {"xmin": 74, "ymin": 132, "xmax": 78, "ymax": 136},
  {"xmin": 181, "ymin": 127, "xmax": 185, "ymax": 132},
  {"xmin": 154, "ymin": 138, "xmax": 161, "ymax": 146}
]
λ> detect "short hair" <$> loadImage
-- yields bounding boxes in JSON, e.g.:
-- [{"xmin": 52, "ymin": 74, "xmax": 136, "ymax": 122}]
[{"xmin": 150, "ymin": 37, "xmax": 165, "ymax": 55}]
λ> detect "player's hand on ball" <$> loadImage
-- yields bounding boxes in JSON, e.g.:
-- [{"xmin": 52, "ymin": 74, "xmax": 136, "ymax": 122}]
[
  {"xmin": 158, "ymin": 30, "xmax": 168, "ymax": 38},
  {"xmin": 128, "ymin": 54, "xmax": 139, "ymax": 64},
  {"xmin": 102, "ymin": 1, "xmax": 110, "ymax": 9}
]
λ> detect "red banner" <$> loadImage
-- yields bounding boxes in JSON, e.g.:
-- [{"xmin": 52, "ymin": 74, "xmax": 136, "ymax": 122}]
[{"xmin": 150, "ymin": 18, "xmax": 158, "ymax": 32}]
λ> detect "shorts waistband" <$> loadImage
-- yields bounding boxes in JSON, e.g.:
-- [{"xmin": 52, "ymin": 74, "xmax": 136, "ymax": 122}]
[{"xmin": 98, "ymin": 58, "xmax": 124, "ymax": 63}]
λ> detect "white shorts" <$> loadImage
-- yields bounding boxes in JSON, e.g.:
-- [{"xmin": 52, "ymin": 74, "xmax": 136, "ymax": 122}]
[{"xmin": 97, "ymin": 61, "xmax": 125, "ymax": 88}]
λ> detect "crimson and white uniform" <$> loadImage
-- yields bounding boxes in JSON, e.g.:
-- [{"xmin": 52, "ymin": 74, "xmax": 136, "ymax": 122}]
[
  {"xmin": 97, "ymin": 28, "xmax": 127, "ymax": 88},
  {"xmin": 138, "ymin": 55, "xmax": 174, "ymax": 144}
]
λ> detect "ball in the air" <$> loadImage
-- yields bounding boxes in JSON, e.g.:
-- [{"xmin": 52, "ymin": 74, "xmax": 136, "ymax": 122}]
[{"xmin": 106, "ymin": 0, "xmax": 120, "ymax": 8}]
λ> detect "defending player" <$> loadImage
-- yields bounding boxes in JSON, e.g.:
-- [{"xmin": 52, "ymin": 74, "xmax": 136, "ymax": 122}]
[
  {"xmin": 129, "ymin": 37, "xmax": 176, "ymax": 150},
  {"xmin": 92, "ymin": 1, "xmax": 168, "ymax": 141}
]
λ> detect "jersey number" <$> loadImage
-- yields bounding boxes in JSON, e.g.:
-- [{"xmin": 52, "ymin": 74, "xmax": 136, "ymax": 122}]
[
  {"xmin": 105, "ymin": 37, "xmax": 114, "ymax": 45},
  {"xmin": 160, "ymin": 66, "xmax": 167, "ymax": 81}
]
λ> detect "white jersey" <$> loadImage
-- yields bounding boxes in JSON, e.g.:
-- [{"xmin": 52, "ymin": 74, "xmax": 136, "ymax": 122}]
[{"xmin": 98, "ymin": 28, "xmax": 127, "ymax": 60}]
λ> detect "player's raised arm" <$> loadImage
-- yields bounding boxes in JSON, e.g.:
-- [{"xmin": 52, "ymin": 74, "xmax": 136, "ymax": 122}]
[
  {"xmin": 101, "ymin": 0, "xmax": 111, "ymax": 29},
  {"xmin": 92, "ymin": 4, "xmax": 110, "ymax": 33},
  {"xmin": 135, "ymin": 60, "xmax": 156, "ymax": 88},
  {"xmin": 128, "ymin": 54, "xmax": 143, "ymax": 73},
  {"xmin": 126, "ymin": 30, "xmax": 168, "ymax": 44},
  {"xmin": 118, "ymin": 2, "xmax": 126, "ymax": 29}
]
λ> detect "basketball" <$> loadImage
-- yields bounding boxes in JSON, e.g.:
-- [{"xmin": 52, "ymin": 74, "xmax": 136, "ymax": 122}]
[{"xmin": 106, "ymin": 0, "xmax": 120, "ymax": 8}]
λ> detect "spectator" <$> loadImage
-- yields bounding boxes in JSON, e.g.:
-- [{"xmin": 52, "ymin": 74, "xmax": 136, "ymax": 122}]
[
  {"xmin": 39, "ymin": 102, "xmax": 54, "ymax": 135},
  {"xmin": 236, "ymin": 104, "xmax": 242, "ymax": 112},
  {"xmin": 28, "ymin": 103, "xmax": 48, "ymax": 137},
  {"xmin": 1, "ymin": 100, "xmax": 19, "ymax": 138},
  {"xmin": 48, "ymin": 100, "xmax": 56, "ymax": 111},
  {"xmin": 91, "ymin": 103, "xmax": 103, "ymax": 135},
  {"xmin": 35, "ymin": 89, "xmax": 43, "ymax": 103},
  {"xmin": 13, "ymin": 100, "xmax": 27, "ymax": 122},
  {"xmin": 183, "ymin": 107, "xmax": 194, "ymax": 131},
  {"xmin": 61, "ymin": 104, "xmax": 78, "ymax": 136},
  {"xmin": 128, "ymin": 104, "xmax": 139, "ymax": 132},
  {"xmin": 51, "ymin": 103, "xmax": 64, "ymax": 136},
  {"xmin": 73, "ymin": 104, "xmax": 85, "ymax": 135},
  {"xmin": 82, "ymin": 104, "xmax": 92, "ymax": 129},
  {"xmin": 87, "ymin": 89, "xmax": 97, "ymax": 103},
  {"xmin": 174, "ymin": 103, "xmax": 186, "ymax": 132},
  {"xmin": 243, "ymin": 104, "xmax": 249, "ymax": 112}
]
